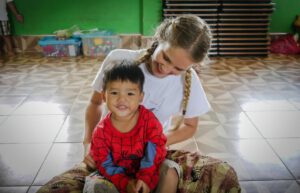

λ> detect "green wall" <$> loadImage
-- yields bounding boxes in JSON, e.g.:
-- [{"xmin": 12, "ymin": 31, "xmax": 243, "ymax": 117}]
[
  {"xmin": 12, "ymin": 0, "xmax": 162, "ymax": 36},
  {"xmin": 269, "ymin": 0, "xmax": 300, "ymax": 33},
  {"xmin": 142, "ymin": 0, "xmax": 162, "ymax": 35},
  {"xmin": 10, "ymin": 0, "xmax": 300, "ymax": 36}
]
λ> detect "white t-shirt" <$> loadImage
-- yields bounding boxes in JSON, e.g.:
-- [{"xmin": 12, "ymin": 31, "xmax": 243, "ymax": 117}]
[
  {"xmin": 92, "ymin": 49, "xmax": 211, "ymax": 130},
  {"xmin": 0, "ymin": 0, "xmax": 13, "ymax": 21}
]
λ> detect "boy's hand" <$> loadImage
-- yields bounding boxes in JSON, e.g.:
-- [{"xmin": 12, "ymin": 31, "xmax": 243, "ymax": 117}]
[
  {"xmin": 136, "ymin": 180, "xmax": 150, "ymax": 193},
  {"xmin": 126, "ymin": 179, "xmax": 138, "ymax": 193}
]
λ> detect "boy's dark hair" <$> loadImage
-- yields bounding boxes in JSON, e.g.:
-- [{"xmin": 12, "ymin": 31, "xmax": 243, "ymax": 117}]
[{"xmin": 102, "ymin": 61, "xmax": 145, "ymax": 92}]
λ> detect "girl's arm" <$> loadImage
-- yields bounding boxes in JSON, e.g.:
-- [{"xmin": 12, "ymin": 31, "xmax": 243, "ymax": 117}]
[
  {"xmin": 165, "ymin": 116, "xmax": 199, "ymax": 146},
  {"xmin": 84, "ymin": 91, "xmax": 103, "ymax": 156}
]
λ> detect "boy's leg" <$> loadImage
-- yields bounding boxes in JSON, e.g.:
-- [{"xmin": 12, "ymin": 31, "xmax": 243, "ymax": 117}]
[
  {"xmin": 83, "ymin": 171, "xmax": 118, "ymax": 193},
  {"xmin": 154, "ymin": 159, "xmax": 180, "ymax": 193}
]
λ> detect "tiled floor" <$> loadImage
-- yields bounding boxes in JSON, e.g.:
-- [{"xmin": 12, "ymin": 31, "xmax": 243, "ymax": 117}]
[{"xmin": 0, "ymin": 53, "xmax": 300, "ymax": 193}]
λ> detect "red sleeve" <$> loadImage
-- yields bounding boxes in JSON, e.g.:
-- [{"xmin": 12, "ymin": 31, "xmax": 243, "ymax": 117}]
[
  {"xmin": 135, "ymin": 111, "xmax": 167, "ymax": 190},
  {"xmin": 90, "ymin": 123, "xmax": 131, "ymax": 193}
]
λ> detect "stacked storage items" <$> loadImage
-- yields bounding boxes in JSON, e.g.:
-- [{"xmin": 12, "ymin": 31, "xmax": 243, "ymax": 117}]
[
  {"xmin": 163, "ymin": 0, "xmax": 274, "ymax": 57},
  {"xmin": 38, "ymin": 30, "xmax": 121, "ymax": 57},
  {"xmin": 81, "ymin": 31, "xmax": 121, "ymax": 57},
  {"xmin": 38, "ymin": 36, "xmax": 81, "ymax": 57}
]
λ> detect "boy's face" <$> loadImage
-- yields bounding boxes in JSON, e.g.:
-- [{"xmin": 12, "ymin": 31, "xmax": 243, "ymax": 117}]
[{"xmin": 103, "ymin": 80, "xmax": 144, "ymax": 119}]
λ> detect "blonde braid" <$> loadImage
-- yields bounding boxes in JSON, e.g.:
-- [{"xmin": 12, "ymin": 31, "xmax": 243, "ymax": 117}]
[
  {"xmin": 172, "ymin": 69, "xmax": 192, "ymax": 130},
  {"xmin": 136, "ymin": 41, "xmax": 158, "ymax": 66},
  {"xmin": 182, "ymin": 69, "xmax": 192, "ymax": 115},
  {"xmin": 136, "ymin": 40, "xmax": 193, "ymax": 131}
]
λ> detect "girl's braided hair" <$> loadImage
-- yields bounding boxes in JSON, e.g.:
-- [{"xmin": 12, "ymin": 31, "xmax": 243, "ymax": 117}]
[{"xmin": 138, "ymin": 15, "xmax": 211, "ymax": 124}]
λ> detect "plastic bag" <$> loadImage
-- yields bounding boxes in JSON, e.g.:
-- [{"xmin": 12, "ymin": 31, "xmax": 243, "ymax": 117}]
[
  {"xmin": 73, "ymin": 30, "xmax": 114, "ymax": 38},
  {"xmin": 72, "ymin": 28, "xmax": 99, "ymax": 37},
  {"xmin": 270, "ymin": 34, "xmax": 300, "ymax": 54},
  {"xmin": 54, "ymin": 25, "xmax": 80, "ymax": 40}
]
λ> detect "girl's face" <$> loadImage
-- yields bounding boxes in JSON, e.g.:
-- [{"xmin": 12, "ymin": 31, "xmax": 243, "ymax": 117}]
[
  {"xmin": 103, "ymin": 80, "xmax": 144, "ymax": 119},
  {"xmin": 150, "ymin": 42, "xmax": 195, "ymax": 78}
]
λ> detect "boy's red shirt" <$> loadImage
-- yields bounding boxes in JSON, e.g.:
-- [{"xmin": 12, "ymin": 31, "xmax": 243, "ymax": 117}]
[{"xmin": 90, "ymin": 105, "xmax": 167, "ymax": 193}]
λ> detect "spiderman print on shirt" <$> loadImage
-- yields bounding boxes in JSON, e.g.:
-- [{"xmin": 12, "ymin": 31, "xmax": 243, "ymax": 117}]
[{"xmin": 90, "ymin": 105, "xmax": 167, "ymax": 193}]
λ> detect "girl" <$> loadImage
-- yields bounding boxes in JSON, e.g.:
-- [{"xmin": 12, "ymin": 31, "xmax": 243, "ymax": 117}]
[{"xmin": 38, "ymin": 15, "xmax": 240, "ymax": 193}]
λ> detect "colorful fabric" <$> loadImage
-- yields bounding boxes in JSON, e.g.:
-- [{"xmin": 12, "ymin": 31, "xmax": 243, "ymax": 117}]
[
  {"xmin": 36, "ymin": 162, "xmax": 90, "ymax": 193},
  {"xmin": 37, "ymin": 150, "xmax": 240, "ymax": 193},
  {"xmin": 166, "ymin": 150, "xmax": 241, "ymax": 193},
  {"xmin": 90, "ymin": 105, "xmax": 167, "ymax": 193}
]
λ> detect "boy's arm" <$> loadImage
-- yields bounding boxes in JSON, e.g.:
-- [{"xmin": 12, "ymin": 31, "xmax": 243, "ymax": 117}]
[
  {"xmin": 136, "ymin": 115, "xmax": 167, "ymax": 190},
  {"xmin": 7, "ymin": 1, "xmax": 23, "ymax": 23},
  {"xmin": 90, "ymin": 127, "xmax": 131, "ymax": 192}
]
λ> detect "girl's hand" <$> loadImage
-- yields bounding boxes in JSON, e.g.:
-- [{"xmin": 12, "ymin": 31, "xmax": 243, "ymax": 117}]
[{"xmin": 83, "ymin": 153, "xmax": 96, "ymax": 170}]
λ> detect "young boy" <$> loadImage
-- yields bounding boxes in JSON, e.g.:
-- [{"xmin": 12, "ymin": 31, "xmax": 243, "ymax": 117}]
[{"xmin": 84, "ymin": 61, "xmax": 167, "ymax": 193}]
